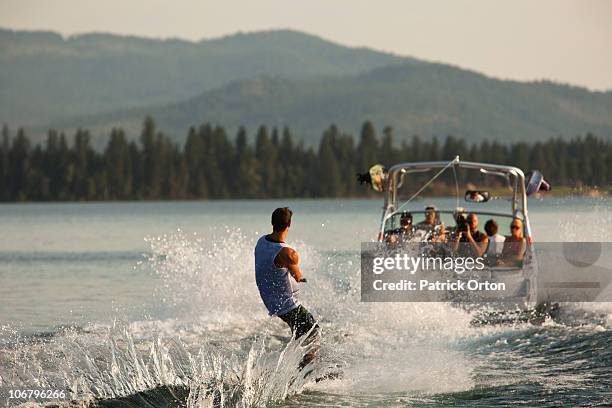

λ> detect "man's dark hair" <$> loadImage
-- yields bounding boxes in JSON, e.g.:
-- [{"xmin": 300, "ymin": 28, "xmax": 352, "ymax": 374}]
[
  {"xmin": 272, "ymin": 207, "xmax": 293, "ymax": 231},
  {"xmin": 484, "ymin": 219, "xmax": 498, "ymax": 236}
]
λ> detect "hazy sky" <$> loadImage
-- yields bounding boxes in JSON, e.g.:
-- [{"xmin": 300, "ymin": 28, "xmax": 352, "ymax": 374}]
[{"xmin": 2, "ymin": 0, "xmax": 611, "ymax": 90}]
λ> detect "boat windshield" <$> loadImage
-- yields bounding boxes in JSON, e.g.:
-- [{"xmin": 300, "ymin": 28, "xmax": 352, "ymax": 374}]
[
  {"xmin": 384, "ymin": 210, "xmax": 522, "ymax": 236},
  {"xmin": 384, "ymin": 162, "xmax": 525, "ymax": 224}
]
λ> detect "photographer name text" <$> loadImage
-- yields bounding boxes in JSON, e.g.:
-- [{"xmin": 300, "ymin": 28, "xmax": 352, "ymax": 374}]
[{"xmin": 372, "ymin": 279, "xmax": 505, "ymax": 291}]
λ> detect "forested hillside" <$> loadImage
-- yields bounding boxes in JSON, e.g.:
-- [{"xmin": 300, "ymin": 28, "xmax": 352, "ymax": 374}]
[
  {"xmin": 74, "ymin": 64, "xmax": 612, "ymax": 144},
  {"xmin": 0, "ymin": 28, "xmax": 405, "ymax": 124},
  {"xmin": 2, "ymin": 28, "xmax": 611, "ymax": 146}
]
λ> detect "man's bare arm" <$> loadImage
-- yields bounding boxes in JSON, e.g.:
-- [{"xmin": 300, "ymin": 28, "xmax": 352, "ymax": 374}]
[
  {"xmin": 275, "ymin": 247, "xmax": 303, "ymax": 282},
  {"xmin": 464, "ymin": 229, "xmax": 488, "ymax": 257}
]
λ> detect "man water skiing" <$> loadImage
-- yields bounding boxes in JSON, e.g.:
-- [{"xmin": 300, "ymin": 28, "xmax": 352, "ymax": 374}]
[{"xmin": 254, "ymin": 207, "xmax": 319, "ymax": 369}]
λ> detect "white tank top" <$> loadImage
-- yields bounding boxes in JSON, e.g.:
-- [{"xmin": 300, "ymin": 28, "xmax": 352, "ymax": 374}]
[
  {"xmin": 486, "ymin": 233, "xmax": 506, "ymax": 255},
  {"xmin": 254, "ymin": 235, "xmax": 300, "ymax": 315}
]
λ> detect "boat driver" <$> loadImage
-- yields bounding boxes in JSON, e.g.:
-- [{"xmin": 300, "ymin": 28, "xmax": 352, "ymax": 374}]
[
  {"xmin": 415, "ymin": 205, "xmax": 446, "ymax": 242},
  {"xmin": 398, "ymin": 211, "xmax": 414, "ymax": 237},
  {"xmin": 383, "ymin": 211, "xmax": 413, "ymax": 245}
]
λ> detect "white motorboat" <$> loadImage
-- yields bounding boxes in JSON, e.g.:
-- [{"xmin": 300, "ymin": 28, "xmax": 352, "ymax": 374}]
[{"xmin": 360, "ymin": 156, "xmax": 554, "ymax": 323}]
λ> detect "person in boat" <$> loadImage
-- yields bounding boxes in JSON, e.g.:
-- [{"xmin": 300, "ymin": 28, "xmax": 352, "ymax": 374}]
[
  {"xmin": 484, "ymin": 219, "xmax": 505, "ymax": 256},
  {"xmin": 254, "ymin": 207, "xmax": 319, "ymax": 368},
  {"xmin": 399, "ymin": 211, "xmax": 413, "ymax": 235},
  {"xmin": 415, "ymin": 205, "xmax": 446, "ymax": 242},
  {"xmin": 453, "ymin": 212, "xmax": 488, "ymax": 257},
  {"xmin": 498, "ymin": 218, "xmax": 527, "ymax": 266},
  {"xmin": 468, "ymin": 191, "xmax": 487, "ymax": 202},
  {"xmin": 384, "ymin": 211, "xmax": 413, "ymax": 245}
]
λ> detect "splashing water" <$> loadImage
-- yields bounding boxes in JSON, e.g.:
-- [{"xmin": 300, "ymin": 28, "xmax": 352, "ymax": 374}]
[
  {"xmin": 1, "ymin": 228, "xmax": 475, "ymax": 406},
  {"xmin": 2, "ymin": 220, "xmax": 611, "ymax": 407},
  {"xmin": 3, "ymin": 326, "xmax": 325, "ymax": 406}
]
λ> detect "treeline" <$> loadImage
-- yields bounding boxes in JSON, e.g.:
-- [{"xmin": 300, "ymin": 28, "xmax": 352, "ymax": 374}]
[{"xmin": 0, "ymin": 118, "xmax": 610, "ymax": 201}]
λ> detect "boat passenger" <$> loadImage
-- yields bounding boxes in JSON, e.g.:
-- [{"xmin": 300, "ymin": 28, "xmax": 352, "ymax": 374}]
[
  {"xmin": 453, "ymin": 212, "xmax": 489, "ymax": 257},
  {"xmin": 499, "ymin": 219, "xmax": 526, "ymax": 266},
  {"xmin": 399, "ymin": 211, "xmax": 413, "ymax": 235},
  {"xmin": 484, "ymin": 219, "xmax": 505, "ymax": 256}
]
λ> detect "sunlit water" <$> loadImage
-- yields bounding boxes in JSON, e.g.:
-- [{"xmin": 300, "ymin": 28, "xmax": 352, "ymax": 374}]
[{"xmin": 0, "ymin": 198, "xmax": 611, "ymax": 407}]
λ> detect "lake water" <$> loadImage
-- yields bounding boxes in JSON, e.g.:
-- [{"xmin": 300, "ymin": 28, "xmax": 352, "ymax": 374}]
[{"xmin": 1, "ymin": 198, "xmax": 611, "ymax": 407}]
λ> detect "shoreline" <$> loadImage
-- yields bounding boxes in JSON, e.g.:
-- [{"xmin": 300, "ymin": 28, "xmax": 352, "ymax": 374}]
[{"xmin": 0, "ymin": 187, "xmax": 608, "ymax": 204}]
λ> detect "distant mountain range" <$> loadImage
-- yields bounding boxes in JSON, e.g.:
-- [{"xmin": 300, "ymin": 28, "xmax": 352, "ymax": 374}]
[
  {"xmin": 0, "ymin": 28, "xmax": 404, "ymax": 124},
  {"xmin": 1, "ymin": 28, "xmax": 611, "ymax": 144}
]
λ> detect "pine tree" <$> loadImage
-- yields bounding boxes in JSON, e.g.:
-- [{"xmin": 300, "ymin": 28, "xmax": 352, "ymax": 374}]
[
  {"xmin": 140, "ymin": 117, "xmax": 161, "ymax": 198},
  {"xmin": 255, "ymin": 126, "xmax": 279, "ymax": 198},
  {"xmin": 104, "ymin": 128, "xmax": 133, "ymax": 199},
  {"xmin": 279, "ymin": 127, "xmax": 297, "ymax": 197},
  {"xmin": 335, "ymin": 130, "xmax": 357, "ymax": 197},
  {"xmin": 234, "ymin": 127, "xmax": 261, "ymax": 198},
  {"xmin": 0, "ymin": 124, "xmax": 9, "ymax": 200},
  {"xmin": 357, "ymin": 121, "xmax": 379, "ymax": 172},
  {"xmin": 73, "ymin": 129, "xmax": 95, "ymax": 199},
  {"xmin": 207, "ymin": 126, "xmax": 233, "ymax": 198},
  {"xmin": 9, "ymin": 128, "xmax": 31, "ymax": 201},
  {"xmin": 184, "ymin": 126, "xmax": 207, "ymax": 198},
  {"xmin": 317, "ymin": 126, "xmax": 342, "ymax": 197},
  {"xmin": 380, "ymin": 126, "xmax": 395, "ymax": 165}
]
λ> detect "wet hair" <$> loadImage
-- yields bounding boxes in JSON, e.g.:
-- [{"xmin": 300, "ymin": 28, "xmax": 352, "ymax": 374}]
[
  {"xmin": 484, "ymin": 219, "xmax": 498, "ymax": 236},
  {"xmin": 272, "ymin": 207, "xmax": 293, "ymax": 231}
]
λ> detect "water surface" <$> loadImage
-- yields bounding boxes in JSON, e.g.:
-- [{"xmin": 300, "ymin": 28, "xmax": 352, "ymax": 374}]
[{"xmin": 1, "ymin": 198, "xmax": 611, "ymax": 407}]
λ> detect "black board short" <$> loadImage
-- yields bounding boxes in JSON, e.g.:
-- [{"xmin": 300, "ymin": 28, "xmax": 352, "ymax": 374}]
[{"xmin": 278, "ymin": 305, "xmax": 319, "ymax": 340}]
